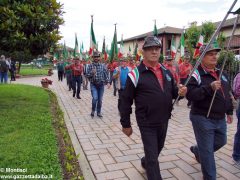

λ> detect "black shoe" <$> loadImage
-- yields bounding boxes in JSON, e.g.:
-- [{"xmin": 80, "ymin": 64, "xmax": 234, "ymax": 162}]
[
  {"xmin": 141, "ymin": 157, "xmax": 146, "ymax": 169},
  {"xmin": 190, "ymin": 146, "xmax": 200, "ymax": 163},
  {"xmin": 97, "ymin": 113, "xmax": 103, "ymax": 118},
  {"xmin": 73, "ymin": 92, "xmax": 75, "ymax": 97},
  {"xmin": 77, "ymin": 96, "xmax": 81, "ymax": 99},
  {"xmin": 90, "ymin": 112, "xmax": 94, "ymax": 118}
]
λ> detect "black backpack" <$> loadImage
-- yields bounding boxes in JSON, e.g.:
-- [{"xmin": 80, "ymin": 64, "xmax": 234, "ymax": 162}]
[{"xmin": 0, "ymin": 61, "xmax": 8, "ymax": 73}]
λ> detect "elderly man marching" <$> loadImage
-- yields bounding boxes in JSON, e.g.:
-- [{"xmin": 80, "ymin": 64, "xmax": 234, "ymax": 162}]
[
  {"xmin": 120, "ymin": 36, "xmax": 187, "ymax": 180},
  {"xmin": 86, "ymin": 51, "xmax": 110, "ymax": 118},
  {"xmin": 186, "ymin": 43, "xmax": 233, "ymax": 180},
  {"xmin": 163, "ymin": 55, "xmax": 179, "ymax": 84},
  {"xmin": 113, "ymin": 58, "xmax": 132, "ymax": 112}
]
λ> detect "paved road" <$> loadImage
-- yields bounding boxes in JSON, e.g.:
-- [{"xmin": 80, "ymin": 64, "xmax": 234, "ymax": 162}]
[{"xmin": 13, "ymin": 73, "xmax": 240, "ymax": 180}]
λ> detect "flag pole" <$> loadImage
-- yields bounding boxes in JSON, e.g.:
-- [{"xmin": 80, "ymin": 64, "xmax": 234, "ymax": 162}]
[
  {"xmin": 172, "ymin": 0, "xmax": 238, "ymax": 106},
  {"xmin": 207, "ymin": 14, "xmax": 240, "ymax": 118}
]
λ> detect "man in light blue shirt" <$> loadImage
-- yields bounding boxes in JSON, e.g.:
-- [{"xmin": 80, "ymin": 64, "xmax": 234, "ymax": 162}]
[{"xmin": 113, "ymin": 58, "xmax": 132, "ymax": 111}]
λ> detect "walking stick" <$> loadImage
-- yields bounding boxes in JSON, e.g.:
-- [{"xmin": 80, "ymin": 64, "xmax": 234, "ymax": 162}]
[
  {"xmin": 172, "ymin": 0, "xmax": 238, "ymax": 106},
  {"xmin": 207, "ymin": 14, "xmax": 240, "ymax": 118}
]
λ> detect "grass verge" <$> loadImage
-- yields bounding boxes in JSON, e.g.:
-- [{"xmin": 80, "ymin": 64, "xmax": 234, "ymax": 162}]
[{"xmin": 0, "ymin": 84, "xmax": 83, "ymax": 179}]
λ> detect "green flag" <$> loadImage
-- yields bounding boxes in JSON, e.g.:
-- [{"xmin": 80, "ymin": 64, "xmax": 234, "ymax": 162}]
[
  {"xmin": 109, "ymin": 24, "xmax": 118, "ymax": 62},
  {"xmin": 63, "ymin": 41, "xmax": 68, "ymax": 60},
  {"xmin": 153, "ymin": 20, "xmax": 158, "ymax": 36},
  {"xmin": 134, "ymin": 43, "xmax": 138, "ymax": 56},
  {"xmin": 74, "ymin": 33, "xmax": 79, "ymax": 57}
]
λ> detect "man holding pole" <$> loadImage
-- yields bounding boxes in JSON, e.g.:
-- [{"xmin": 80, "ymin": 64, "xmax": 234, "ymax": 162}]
[
  {"xmin": 186, "ymin": 43, "xmax": 233, "ymax": 180},
  {"xmin": 120, "ymin": 36, "xmax": 187, "ymax": 180}
]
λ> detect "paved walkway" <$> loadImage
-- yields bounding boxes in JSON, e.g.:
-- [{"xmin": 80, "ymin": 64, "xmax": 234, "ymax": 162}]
[{"xmin": 13, "ymin": 73, "xmax": 240, "ymax": 180}]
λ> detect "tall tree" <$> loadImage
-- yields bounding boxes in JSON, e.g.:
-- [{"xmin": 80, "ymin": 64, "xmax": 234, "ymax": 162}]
[
  {"xmin": 0, "ymin": 0, "xmax": 64, "ymax": 62},
  {"xmin": 201, "ymin": 21, "xmax": 216, "ymax": 43}
]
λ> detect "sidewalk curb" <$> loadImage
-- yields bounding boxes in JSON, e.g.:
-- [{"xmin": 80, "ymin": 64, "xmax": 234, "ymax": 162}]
[{"xmin": 57, "ymin": 96, "xmax": 96, "ymax": 180}]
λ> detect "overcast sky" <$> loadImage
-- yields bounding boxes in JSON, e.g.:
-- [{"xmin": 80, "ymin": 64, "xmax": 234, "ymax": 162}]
[{"xmin": 57, "ymin": 0, "xmax": 239, "ymax": 50}]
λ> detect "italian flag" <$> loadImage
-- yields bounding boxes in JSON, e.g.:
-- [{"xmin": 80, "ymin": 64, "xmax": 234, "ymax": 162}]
[
  {"xmin": 192, "ymin": 69, "xmax": 201, "ymax": 85},
  {"xmin": 180, "ymin": 33, "xmax": 185, "ymax": 58},
  {"xmin": 128, "ymin": 67, "xmax": 139, "ymax": 87},
  {"xmin": 102, "ymin": 37, "xmax": 108, "ymax": 61},
  {"xmin": 193, "ymin": 34, "xmax": 203, "ymax": 59},
  {"xmin": 89, "ymin": 16, "xmax": 96, "ymax": 56},
  {"xmin": 170, "ymin": 35, "xmax": 176, "ymax": 58}
]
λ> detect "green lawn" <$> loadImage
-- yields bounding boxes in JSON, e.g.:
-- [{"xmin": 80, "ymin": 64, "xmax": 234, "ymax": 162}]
[
  {"xmin": 0, "ymin": 84, "xmax": 62, "ymax": 179},
  {"xmin": 19, "ymin": 68, "xmax": 49, "ymax": 76}
]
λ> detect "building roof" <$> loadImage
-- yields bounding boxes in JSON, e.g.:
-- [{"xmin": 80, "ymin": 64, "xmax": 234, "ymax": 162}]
[
  {"xmin": 122, "ymin": 17, "xmax": 240, "ymax": 43},
  {"xmin": 123, "ymin": 26, "xmax": 183, "ymax": 43},
  {"xmin": 215, "ymin": 17, "xmax": 240, "ymax": 29}
]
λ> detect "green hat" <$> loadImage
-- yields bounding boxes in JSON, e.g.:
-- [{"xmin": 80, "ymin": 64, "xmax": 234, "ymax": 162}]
[{"xmin": 200, "ymin": 43, "xmax": 221, "ymax": 55}]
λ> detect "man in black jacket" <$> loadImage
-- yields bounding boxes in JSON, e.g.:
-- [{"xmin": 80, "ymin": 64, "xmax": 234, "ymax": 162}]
[
  {"xmin": 186, "ymin": 43, "xmax": 233, "ymax": 180},
  {"xmin": 120, "ymin": 36, "xmax": 187, "ymax": 180}
]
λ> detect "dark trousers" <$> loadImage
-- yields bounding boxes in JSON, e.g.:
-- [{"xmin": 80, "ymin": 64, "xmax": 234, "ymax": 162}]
[
  {"xmin": 233, "ymin": 103, "xmax": 240, "ymax": 161},
  {"xmin": 10, "ymin": 71, "xmax": 15, "ymax": 81},
  {"xmin": 72, "ymin": 76, "xmax": 82, "ymax": 98},
  {"xmin": 118, "ymin": 89, "xmax": 123, "ymax": 112},
  {"xmin": 66, "ymin": 73, "xmax": 72, "ymax": 90},
  {"xmin": 190, "ymin": 114, "xmax": 226, "ymax": 180},
  {"xmin": 58, "ymin": 70, "xmax": 64, "ymax": 81},
  {"xmin": 139, "ymin": 123, "xmax": 169, "ymax": 180}
]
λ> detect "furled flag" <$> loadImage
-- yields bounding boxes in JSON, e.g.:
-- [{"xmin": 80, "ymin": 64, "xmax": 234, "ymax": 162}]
[
  {"xmin": 193, "ymin": 34, "xmax": 204, "ymax": 59},
  {"xmin": 134, "ymin": 43, "xmax": 139, "ymax": 61},
  {"xmin": 80, "ymin": 42, "xmax": 84, "ymax": 59},
  {"xmin": 63, "ymin": 41, "xmax": 68, "ymax": 60},
  {"xmin": 89, "ymin": 15, "xmax": 97, "ymax": 56},
  {"xmin": 80, "ymin": 42, "xmax": 84, "ymax": 55},
  {"xmin": 109, "ymin": 24, "xmax": 118, "ymax": 62},
  {"xmin": 180, "ymin": 33, "xmax": 185, "ymax": 58},
  {"xmin": 153, "ymin": 20, "xmax": 158, "ymax": 36},
  {"xmin": 170, "ymin": 35, "xmax": 176, "ymax": 58},
  {"xmin": 128, "ymin": 45, "xmax": 132, "ymax": 56},
  {"xmin": 102, "ymin": 36, "xmax": 108, "ymax": 61},
  {"xmin": 118, "ymin": 34, "xmax": 124, "ymax": 58},
  {"xmin": 53, "ymin": 52, "xmax": 59, "ymax": 61},
  {"xmin": 73, "ymin": 33, "xmax": 79, "ymax": 57}
]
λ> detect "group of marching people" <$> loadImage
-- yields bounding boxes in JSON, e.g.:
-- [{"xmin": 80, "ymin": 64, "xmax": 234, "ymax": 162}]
[
  {"xmin": 55, "ymin": 35, "xmax": 240, "ymax": 180},
  {"xmin": 118, "ymin": 36, "xmax": 239, "ymax": 180},
  {"xmin": 55, "ymin": 51, "xmax": 140, "ymax": 118}
]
